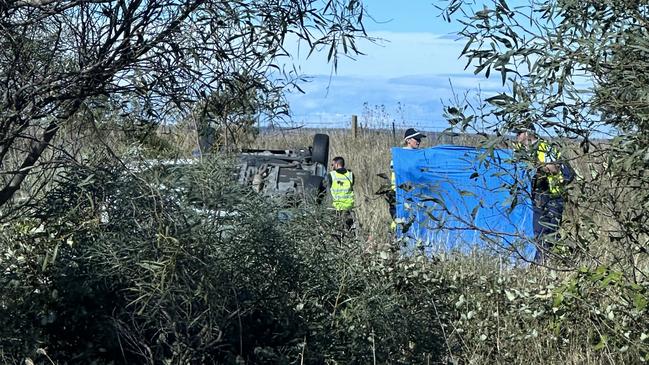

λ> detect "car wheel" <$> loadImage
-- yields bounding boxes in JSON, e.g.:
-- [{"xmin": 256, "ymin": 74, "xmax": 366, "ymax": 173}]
[{"xmin": 311, "ymin": 134, "xmax": 329, "ymax": 166}]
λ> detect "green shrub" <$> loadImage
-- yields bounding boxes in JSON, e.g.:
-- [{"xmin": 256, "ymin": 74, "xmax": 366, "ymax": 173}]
[
  {"xmin": 6, "ymin": 156, "xmax": 643, "ymax": 364},
  {"xmin": 437, "ymin": 257, "xmax": 648, "ymax": 364},
  {"xmin": 0, "ymin": 158, "xmax": 451, "ymax": 364}
]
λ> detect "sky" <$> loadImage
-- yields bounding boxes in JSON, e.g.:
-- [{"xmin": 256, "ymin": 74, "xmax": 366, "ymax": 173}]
[{"xmin": 283, "ymin": 0, "xmax": 504, "ymax": 131}]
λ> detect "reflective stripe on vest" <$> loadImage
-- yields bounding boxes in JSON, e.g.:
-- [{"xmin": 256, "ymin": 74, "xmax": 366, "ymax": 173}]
[
  {"xmin": 537, "ymin": 141, "xmax": 563, "ymax": 197},
  {"xmin": 329, "ymin": 170, "xmax": 354, "ymax": 210}
]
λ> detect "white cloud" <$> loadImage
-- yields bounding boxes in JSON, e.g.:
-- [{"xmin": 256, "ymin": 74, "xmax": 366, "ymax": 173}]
[{"xmin": 288, "ymin": 31, "xmax": 470, "ymax": 78}]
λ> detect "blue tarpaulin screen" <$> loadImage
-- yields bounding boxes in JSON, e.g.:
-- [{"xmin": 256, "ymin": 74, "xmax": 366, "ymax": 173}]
[{"xmin": 392, "ymin": 145, "xmax": 535, "ymax": 259}]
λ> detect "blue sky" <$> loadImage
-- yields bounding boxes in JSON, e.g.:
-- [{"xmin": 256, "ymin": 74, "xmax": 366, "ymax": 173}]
[{"xmin": 284, "ymin": 0, "xmax": 501, "ymax": 131}]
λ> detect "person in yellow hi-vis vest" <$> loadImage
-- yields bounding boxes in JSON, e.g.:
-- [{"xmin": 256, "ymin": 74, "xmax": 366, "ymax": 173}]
[
  {"xmin": 515, "ymin": 126, "xmax": 566, "ymax": 263},
  {"xmin": 388, "ymin": 128, "xmax": 427, "ymax": 231},
  {"xmin": 326, "ymin": 156, "xmax": 355, "ymax": 231}
]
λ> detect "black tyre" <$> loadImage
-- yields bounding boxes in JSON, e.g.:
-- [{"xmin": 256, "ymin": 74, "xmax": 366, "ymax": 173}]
[{"xmin": 311, "ymin": 133, "xmax": 329, "ymax": 165}]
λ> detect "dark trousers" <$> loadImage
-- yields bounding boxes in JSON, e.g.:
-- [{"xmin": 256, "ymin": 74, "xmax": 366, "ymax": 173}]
[{"xmin": 532, "ymin": 193, "xmax": 564, "ymax": 263}]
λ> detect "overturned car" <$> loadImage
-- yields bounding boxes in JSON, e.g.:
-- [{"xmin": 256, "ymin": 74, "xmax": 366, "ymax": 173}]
[{"xmin": 236, "ymin": 133, "xmax": 329, "ymax": 202}]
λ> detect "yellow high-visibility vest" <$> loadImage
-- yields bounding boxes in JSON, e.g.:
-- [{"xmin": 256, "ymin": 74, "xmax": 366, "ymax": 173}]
[
  {"xmin": 329, "ymin": 170, "xmax": 354, "ymax": 210},
  {"xmin": 537, "ymin": 141, "xmax": 564, "ymax": 197}
]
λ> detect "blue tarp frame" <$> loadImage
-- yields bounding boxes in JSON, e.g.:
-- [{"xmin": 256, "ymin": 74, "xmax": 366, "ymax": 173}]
[{"xmin": 392, "ymin": 145, "xmax": 535, "ymax": 260}]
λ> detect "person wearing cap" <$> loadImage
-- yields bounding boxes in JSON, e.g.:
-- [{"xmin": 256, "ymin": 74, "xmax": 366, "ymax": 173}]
[
  {"xmin": 388, "ymin": 128, "xmax": 427, "ymax": 231},
  {"xmin": 403, "ymin": 128, "xmax": 427, "ymax": 149},
  {"xmin": 327, "ymin": 156, "xmax": 356, "ymax": 232},
  {"xmin": 515, "ymin": 126, "xmax": 566, "ymax": 264}
]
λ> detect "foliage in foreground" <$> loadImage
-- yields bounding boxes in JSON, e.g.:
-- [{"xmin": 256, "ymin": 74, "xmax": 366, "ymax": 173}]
[
  {"xmin": 2, "ymin": 157, "xmax": 647, "ymax": 364},
  {"xmin": 0, "ymin": 158, "xmax": 450, "ymax": 364}
]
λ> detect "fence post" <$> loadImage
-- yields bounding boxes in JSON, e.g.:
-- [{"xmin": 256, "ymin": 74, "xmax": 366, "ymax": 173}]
[{"xmin": 351, "ymin": 115, "xmax": 358, "ymax": 139}]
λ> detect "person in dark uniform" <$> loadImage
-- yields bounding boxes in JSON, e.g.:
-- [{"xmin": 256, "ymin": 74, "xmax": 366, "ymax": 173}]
[{"xmin": 516, "ymin": 126, "xmax": 566, "ymax": 263}]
